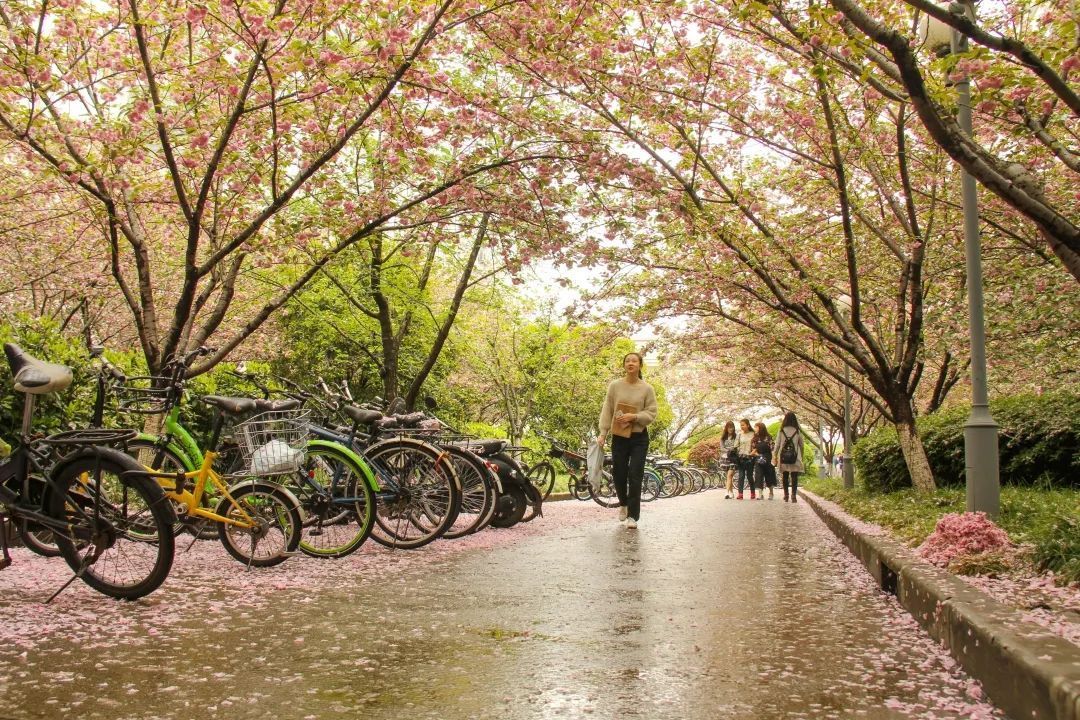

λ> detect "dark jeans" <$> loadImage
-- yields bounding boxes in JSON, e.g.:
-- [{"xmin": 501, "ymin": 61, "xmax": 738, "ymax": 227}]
[
  {"xmin": 755, "ymin": 461, "xmax": 776, "ymax": 488},
  {"xmin": 782, "ymin": 471, "xmax": 800, "ymax": 499},
  {"xmin": 611, "ymin": 430, "xmax": 649, "ymax": 520},
  {"xmin": 737, "ymin": 457, "xmax": 756, "ymax": 494}
]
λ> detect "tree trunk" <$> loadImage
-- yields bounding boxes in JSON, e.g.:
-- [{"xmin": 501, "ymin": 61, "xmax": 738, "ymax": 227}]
[{"xmin": 893, "ymin": 405, "xmax": 936, "ymax": 492}]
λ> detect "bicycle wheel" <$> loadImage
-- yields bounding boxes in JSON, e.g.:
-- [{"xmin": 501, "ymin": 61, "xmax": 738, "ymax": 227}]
[
  {"xmin": 365, "ymin": 439, "xmax": 461, "ymax": 550},
  {"xmin": 51, "ymin": 448, "xmax": 175, "ymax": 600},
  {"xmin": 217, "ymin": 481, "xmax": 302, "ymax": 567},
  {"xmin": 489, "ymin": 485, "xmax": 527, "ymax": 528},
  {"xmin": 126, "ymin": 438, "xmax": 218, "ymax": 540},
  {"xmin": 569, "ymin": 475, "xmax": 591, "ymax": 501},
  {"xmin": 525, "ymin": 461, "xmax": 556, "ymax": 501},
  {"xmin": 590, "ymin": 470, "xmax": 620, "ymax": 508},
  {"xmin": 293, "ymin": 445, "xmax": 376, "ymax": 559},
  {"xmin": 658, "ymin": 468, "xmax": 681, "ymax": 498},
  {"xmin": 442, "ymin": 447, "xmax": 494, "ymax": 539},
  {"xmin": 17, "ymin": 475, "xmax": 61, "ymax": 556},
  {"xmin": 641, "ymin": 468, "xmax": 661, "ymax": 502}
]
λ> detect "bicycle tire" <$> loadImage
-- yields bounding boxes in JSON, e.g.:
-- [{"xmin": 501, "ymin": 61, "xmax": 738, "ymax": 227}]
[
  {"xmin": 489, "ymin": 484, "xmax": 527, "ymax": 528},
  {"xmin": 641, "ymin": 468, "xmax": 661, "ymax": 502},
  {"xmin": 293, "ymin": 445, "xmax": 376, "ymax": 559},
  {"xmin": 441, "ymin": 446, "xmax": 494, "ymax": 539},
  {"xmin": 525, "ymin": 460, "xmax": 556, "ymax": 501},
  {"xmin": 590, "ymin": 470, "xmax": 620, "ymax": 508},
  {"xmin": 51, "ymin": 448, "xmax": 175, "ymax": 600},
  {"xmin": 365, "ymin": 439, "xmax": 461, "ymax": 550},
  {"xmin": 217, "ymin": 481, "xmax": 302, "ymax": 567},
  {"xmin": 569, "ymin": 476, "xmax": 591, "ymax": 501},
  {"xmin": 18, "ymin": 476, "xmax": 61, "ymax": 556}
]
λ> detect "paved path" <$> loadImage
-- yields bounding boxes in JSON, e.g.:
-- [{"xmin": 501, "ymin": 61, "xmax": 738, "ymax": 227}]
[{"xmin": 0, "ymin": 493, "xmax": 1006, "ymax": 719}]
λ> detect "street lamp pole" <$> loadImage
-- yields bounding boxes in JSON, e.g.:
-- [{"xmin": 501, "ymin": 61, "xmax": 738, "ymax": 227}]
[{"xmin": 948, "ymin": 1, "xmax": 1000, "ymax": 517}]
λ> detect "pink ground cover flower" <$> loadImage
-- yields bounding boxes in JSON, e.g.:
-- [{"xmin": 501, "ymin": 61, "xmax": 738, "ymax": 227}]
[{"xmin": 917, "ymin": 512, "xmax": 1012, "ymax": 568}]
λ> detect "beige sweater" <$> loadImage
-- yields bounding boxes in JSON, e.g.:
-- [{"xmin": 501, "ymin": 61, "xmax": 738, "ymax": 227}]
[{"xmin": 599, "ymin": 378, "xmax": 658, "ymax": 436}]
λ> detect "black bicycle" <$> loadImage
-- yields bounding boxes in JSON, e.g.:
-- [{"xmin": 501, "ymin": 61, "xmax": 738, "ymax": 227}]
[{"xmin": 0, "ymin": 344, "xmax": 175, "ymax": 600}]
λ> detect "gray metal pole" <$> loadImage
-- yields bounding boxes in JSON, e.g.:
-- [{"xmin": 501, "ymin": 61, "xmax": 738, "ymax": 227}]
[
  {"xmin": 843, "ymin": 364, "xmax": 855, "ymax": 489},
  {"xmin": 951, "ymin": 9, "xmax": 1000, "ymax": 517}
]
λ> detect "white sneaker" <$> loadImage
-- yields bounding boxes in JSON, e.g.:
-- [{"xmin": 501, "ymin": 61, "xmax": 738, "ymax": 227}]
[
  {"xmin": 618, "ymin": 506, "xmax": 628, "ymax": 521},
  {"xmin": 626, "ymin": 518, "xmax": 637, "ymax": 529}
]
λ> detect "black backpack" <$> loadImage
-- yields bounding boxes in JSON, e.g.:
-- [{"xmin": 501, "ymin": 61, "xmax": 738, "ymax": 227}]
[{"xmin": 779, "ymin": 432, "xmax": 798, "ymax": 464}]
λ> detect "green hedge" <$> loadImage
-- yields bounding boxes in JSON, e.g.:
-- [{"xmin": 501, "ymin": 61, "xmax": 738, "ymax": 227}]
[{"xmin": 853, "ymin": 392, "xmax": 1080, "ymax": 491}]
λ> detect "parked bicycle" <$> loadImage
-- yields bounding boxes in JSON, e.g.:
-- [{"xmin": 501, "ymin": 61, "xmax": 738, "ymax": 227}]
[
  {"xmin": 0, "ymin": 343, "xmax": 175, "ymax": 600},
  {"xmin": 120, "ymin": 348, "xmax": 304, "ymax": 567}
]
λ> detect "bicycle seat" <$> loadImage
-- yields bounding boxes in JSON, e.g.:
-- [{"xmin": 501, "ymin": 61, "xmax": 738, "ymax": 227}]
[
  {"xmin": 467, "ymin": 439, "xmax": 507, "ymax": 455},
  {"xmin": 3, "ymin": 343, "xmax": 72, "ymax": 395},
  {"xmin": 200, "ymin": 395, "xmax": 258, "ymax": 414},
  {"xmin": 343, "ymin": 405, "xmax": 382, "ymax": 424},
  {"xmin": 253, "ymin": 398, "xmax": 302, "ymax": 412}
]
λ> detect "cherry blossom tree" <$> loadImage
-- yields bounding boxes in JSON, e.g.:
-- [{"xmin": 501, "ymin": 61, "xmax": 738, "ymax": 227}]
[
  {"xmin": 0, "ymin": 0, "xmax": 586, "ymax": 374},
  {"xmin": 824, "ymin": 0, "xmax": 1080, "ymax": 280}
]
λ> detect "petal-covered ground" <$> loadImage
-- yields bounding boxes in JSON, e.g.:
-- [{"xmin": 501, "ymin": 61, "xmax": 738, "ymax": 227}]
[
  {"xmin": 809, "ymin": 492, "xmax": 1080, "ymax": 649},
  {"xmin": 0, "ymin": 494, "xmax": 1012, "ymax": 719}
]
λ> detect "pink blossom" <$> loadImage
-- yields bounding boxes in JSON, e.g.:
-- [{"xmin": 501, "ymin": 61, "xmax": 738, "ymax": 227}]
[
  {"xmin": 185, "ymin": 6, "xmax": 207, "ymax": 24},
  {"xmin": 917, "ymin": 512, "xmax": 1011, "ymax": 568}
]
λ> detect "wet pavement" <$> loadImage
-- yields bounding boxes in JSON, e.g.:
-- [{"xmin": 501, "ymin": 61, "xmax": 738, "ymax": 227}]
[{"xmin": 0, "ymin": 493, "xmax": 1007, "ymax": 719}]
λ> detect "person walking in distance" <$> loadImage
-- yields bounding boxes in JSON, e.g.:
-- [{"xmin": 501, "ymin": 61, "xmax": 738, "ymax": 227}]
[
  {"xmin": 596, "ymin": 352, "xmax": 658, "ymax": 529},
  {"xmin": 775, "ymin": 411, "xmax": 805, "ymax": 502},
  {"xmin": 752, "ymin": 422, "xmax": 776, "ymax": 500},
  {"xmin": 719, "ymin": 421, "xmax": 738, "ymax": 499},
  {"xmin": 736, "ymin": 418, "xmax": 756, "ymax": 500}
]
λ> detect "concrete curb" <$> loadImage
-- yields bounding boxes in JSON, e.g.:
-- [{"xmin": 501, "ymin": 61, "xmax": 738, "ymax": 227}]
[{"xmin": 802, "ymin": 490, "xmax": 1080, "ymax": 720}]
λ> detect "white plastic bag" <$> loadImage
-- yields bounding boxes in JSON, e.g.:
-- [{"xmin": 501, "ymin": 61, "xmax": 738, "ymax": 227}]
[
  {"xmin": 586, "ymin": 439, "xmax": 604, "ymax": 492},
  {"xmin": 249, "ymin": 440, "xmax": 303, "ymax": 475}
]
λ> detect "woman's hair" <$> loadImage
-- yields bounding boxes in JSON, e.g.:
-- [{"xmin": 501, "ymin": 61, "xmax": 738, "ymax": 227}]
[
  {"xmin": 753, "ymin": 422, "xmax": 769, "ymax": 442},
  {"xmin": 721, "ymin": 421, "xmax": 736, "ymax": 441},
  {"xmin": 622, "ymin": 352, "xmax": 644, "ymax": 379},
  {"xmin": 739, "ymin": 418, "xmax": 752, "ymax": 432},
  {"xmin": 781, "ymin": 411, "xmax": 801, "ymax": 432}
]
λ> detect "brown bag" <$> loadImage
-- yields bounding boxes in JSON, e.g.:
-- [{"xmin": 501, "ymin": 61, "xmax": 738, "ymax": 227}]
[{"xmin": 611, "ymin": 401, "xmax": 637, "ymax": 438}]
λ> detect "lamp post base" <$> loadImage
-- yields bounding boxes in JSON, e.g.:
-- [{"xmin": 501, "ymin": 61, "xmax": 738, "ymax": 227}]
[{"xmin": 964, "ymin": 406, "xmax": 1000, "ymax": 518}]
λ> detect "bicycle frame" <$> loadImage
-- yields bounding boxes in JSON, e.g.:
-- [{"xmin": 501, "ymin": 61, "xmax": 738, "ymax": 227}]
[
  {"xmin": 134, "ymin": 405, "xmax": 204, "ymax": 471},
  {"xmin": 1, "ymin": 441, "xmax": 123, "ymax": 546},
  {"xmin": 145, "ymin": 449, "xmax": 258, "ymax": 531}
]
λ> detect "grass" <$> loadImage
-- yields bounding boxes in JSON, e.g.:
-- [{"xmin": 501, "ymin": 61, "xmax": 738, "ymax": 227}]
[{"xmin": 803, "ymin": 474, "xmax": 1080, "ymax": 583}]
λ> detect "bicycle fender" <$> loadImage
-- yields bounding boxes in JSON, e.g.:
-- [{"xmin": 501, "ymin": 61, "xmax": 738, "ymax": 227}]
[
  {"xmin": 522, "ymin": 482, "xmax": 543, "ymax": 517},
  {"xmin": 134, "ymin": 433, "xmax": 197, "ymax": 472},
  {"xmin": 305, "ymin": 439, "xmax": 379, "ymax": 492}
]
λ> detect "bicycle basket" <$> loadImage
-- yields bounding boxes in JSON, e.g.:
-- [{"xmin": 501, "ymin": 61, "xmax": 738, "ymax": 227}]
[
  {"xmin": 232, "ymin": 409, "xmax": 310, "ymax": 477},
  {"xmin": 114, "ymin": 376, "xmax": 174, "ymax": 415}
]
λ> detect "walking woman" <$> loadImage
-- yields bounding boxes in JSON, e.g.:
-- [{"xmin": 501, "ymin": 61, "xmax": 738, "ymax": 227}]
[
  {"xmin": 597, "ymin": 352, "xmax": 658, "ymax": 529},
  {"xmin": 718, "ymin": 421, "xmax": 738, "ymax": 499},
  {"xmin": 774, "ymin": 411, "xmax": 805, "ymax": 502},
  {"xmin": 736, "ymin": 418, "xmax": 756, "ymax": 499},
  {"xmin": 751, "ymin": 422, "xmax": 776, "ymax": 500}
]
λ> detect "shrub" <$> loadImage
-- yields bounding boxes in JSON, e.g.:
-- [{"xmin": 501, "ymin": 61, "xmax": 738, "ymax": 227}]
[
  {"xmin": 917, "ymin": 512, "xmax": 1012, "ymax": 568},
  {"xmin": 688, "ymin": 435, "xmax": 723, "ymax": 466},
  {"xmin": 853, "ymin": 391, "xmax": 1080, "ymax": 491},
  {"xmin": 1032, "ymin": 513, "xmax": 1080, "ymax": 582}
]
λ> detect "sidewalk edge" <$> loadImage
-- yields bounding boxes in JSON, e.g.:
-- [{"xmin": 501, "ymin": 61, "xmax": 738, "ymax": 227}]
[{"xmin": 802, "ymin": 490, "xmax": 1080, "ymax": 720}]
